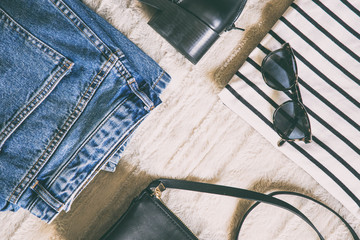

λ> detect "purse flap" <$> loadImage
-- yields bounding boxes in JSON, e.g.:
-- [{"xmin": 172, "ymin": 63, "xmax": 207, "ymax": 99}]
[{"xmin": 101, "ymin": 190, "xmax": 198, "ymax": 240}]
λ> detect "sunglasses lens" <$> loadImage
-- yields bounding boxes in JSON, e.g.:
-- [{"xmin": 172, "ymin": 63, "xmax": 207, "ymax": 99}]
[
  {"xmin": 274, "ymin": 101, "xmax": 310, "ymax": 140},
  {"xmin": 262, "ymin": 46, "xmax": 297, "ymax": 90}
]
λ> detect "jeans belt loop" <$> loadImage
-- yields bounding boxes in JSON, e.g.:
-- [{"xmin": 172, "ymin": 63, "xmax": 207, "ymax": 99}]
[
  {"xmin": 126, "ymin": 77, "xmax": 155, "ymax": 111},
  {"xmin": 114, "ymin": 53, "xmax": 155, "ymax": 111},
  {"xmin": 30, "ymin": 180, "xmax": 64, "ymax": 212}
]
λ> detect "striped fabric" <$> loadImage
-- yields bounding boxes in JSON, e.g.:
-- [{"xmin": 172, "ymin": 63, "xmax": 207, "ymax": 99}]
[{"xmin": 219, "ymin": 0, "xmax": 360, "ymax": 218}]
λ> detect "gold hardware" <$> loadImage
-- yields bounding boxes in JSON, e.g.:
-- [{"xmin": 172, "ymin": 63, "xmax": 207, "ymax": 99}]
[
  {"xmin": 149, "ymin": 182, "xmax": 197, "ymax": 237},
  {"xmin": 151, "ymin": 183, "xmax": 166, "ymax": 199}
]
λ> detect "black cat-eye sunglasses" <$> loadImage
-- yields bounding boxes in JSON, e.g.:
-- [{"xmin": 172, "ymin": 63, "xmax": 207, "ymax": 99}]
[{"xmin": 261, "ymin": 43, "xmax": 312, "ymax": 147}]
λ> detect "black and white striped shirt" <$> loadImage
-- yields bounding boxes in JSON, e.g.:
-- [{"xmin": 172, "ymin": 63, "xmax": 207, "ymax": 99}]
[{"xmin": 219, "ymin": 0, "xmax": 360, "ymax": 218}]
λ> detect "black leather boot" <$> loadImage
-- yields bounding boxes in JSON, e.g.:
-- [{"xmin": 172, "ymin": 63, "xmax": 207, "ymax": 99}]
[{"xmin": 138, "ymin": 0, "xmax": 247, "ymax": 64}]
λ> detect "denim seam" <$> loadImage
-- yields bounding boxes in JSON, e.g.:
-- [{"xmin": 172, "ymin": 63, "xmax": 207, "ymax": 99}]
[
  {"xmin": 49, "ymin": 0, "xmax": 112, "ymax": 59},
  {"xmin": 73, "ymin": 115, "xmax": 146, "ymax": 197},
  {"xmin": 113, "ymin": 50, "xmax": 155, "ymax": 109},
  {"xmin": 0, "ymin": 62, "xmax": 73, "ymax": 149},
  {"xmin": 29, "ymin": 76, "xmax": 131, "ymax": 211},
  {"xmin": 8, "ymin": 54, "xmax": 118, "ymax": 204},
  {"xmin": 114, "ymin": 61, "xmax": 155, "ymax": 111},
  {"xmin": 114, "ymin": 49, "xmax": 125, "ymax": 58},
  {"xmin": 151, "ymin": 71, "xmax": 165, "ymax": 89},
  {"xmin": 113, "ymin": 49, "xmax": 166, "ymax": 92},
  {"xmin": 128, "ymin": 79, "xmax": 154, "ymax": 111},
  {"xmin": 30, "ymin": 118, "xmax": 144, "ymax": 222},
  {"xmin": 0, "ymin": 8, "xmax": 67, "ymax": 63},
  {"xmin": 28, "ymin": 96, "xmax": 147, "ymax": 216},
  {"xmin": 30, "ymin": 181, "xmax": 64, "ymax": 212},
  {"xmin": 45, "ymin": 94, "xmax": 133, "ymax": 188}
]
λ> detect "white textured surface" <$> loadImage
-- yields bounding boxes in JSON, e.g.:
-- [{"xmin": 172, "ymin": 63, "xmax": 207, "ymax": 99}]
[{"xmin": 0, "ymin": 0, "xmax": 359, "ymax": 239}]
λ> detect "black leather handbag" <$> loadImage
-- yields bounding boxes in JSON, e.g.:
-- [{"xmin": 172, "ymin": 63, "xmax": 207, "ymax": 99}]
[{"xmin": 100, "ymin": 179, "xmax": 359, "ymax": 240}]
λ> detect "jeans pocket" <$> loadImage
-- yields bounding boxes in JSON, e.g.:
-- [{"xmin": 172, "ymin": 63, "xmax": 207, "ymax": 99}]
[{"xmin": 0, "ymin": 8, "xmax": 73, "ymax": 148}]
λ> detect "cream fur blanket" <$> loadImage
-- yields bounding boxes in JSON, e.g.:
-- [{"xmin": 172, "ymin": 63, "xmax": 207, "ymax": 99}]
[{"xmin": 1, "ymin": 0, "xmax": 359, "ymax": 239}]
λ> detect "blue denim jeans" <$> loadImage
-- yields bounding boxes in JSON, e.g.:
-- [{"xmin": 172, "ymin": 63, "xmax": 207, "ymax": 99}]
[{"xmin": 0, "ymin": 0, "xmax": 170, "ymax": 222}]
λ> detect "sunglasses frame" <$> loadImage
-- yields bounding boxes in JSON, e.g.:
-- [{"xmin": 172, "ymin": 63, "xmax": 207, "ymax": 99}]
[{"xmin": 261, "ymin": 43, "xmax": 312, "ymax": 147}]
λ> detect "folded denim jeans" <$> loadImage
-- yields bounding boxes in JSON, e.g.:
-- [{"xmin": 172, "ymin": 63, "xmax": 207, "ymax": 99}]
[{"xmin": 0, "ymin": 0, "xmax": 170, "ymax": 222}]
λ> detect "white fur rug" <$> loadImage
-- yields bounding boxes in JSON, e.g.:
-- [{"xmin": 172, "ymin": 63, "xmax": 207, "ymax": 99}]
[{"xmin": 1, "ymin": 0, "xmax": 359, "ymax": 239}]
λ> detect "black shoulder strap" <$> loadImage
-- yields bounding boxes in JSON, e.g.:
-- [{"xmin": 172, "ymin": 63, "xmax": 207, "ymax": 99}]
[
  {"xmin": 235, "ymin": 191, "xmax": 359, "ymax": 240},
  {"xmin": 148, "ymin": 179, "xmax": 358, "ymax": 240}
]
